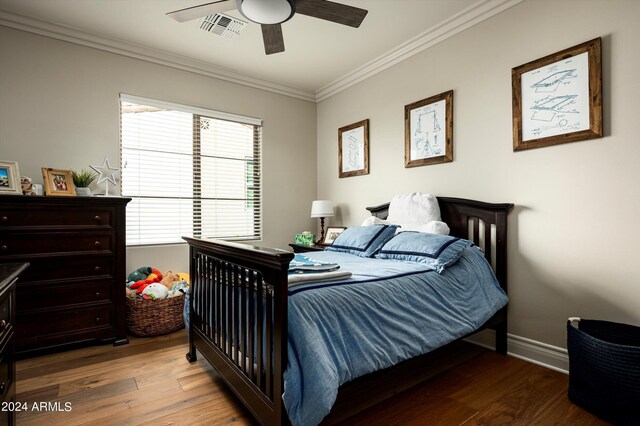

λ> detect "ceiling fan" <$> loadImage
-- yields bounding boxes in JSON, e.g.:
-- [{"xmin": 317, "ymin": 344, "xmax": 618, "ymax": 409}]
[{"xmin": 166, "ymin": 0, "xmax": 368, "ymax": 55}]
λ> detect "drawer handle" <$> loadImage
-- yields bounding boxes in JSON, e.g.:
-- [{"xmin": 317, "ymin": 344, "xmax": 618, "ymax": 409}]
[
  {"xmin": 95, "ymin": 317, "xmax": 101, "ymax": 324},
  {"xmin": 95, "ymin": 292, "xmax": 101, "ymax": 298},
  {"xmin": 94, "ymin": 266, "xmax": 102, "ymax": 273},
  {"xmin": 94, "ymin": 241, "xmax": 102, "ymax": 248},
  {"xmin": 0, "ymin": 320, "xmax": 5, "ymax": 331},
  {"xmin": 0, "ymin": 216, "xmax": 7, "ymax": 222},
  {"xmin": 0, "ymin": 245, "xmax": 7, "ymax": 252},
  {"xmin": 94, "ymin": 215, "xmax": 101, "ymax": 222}
]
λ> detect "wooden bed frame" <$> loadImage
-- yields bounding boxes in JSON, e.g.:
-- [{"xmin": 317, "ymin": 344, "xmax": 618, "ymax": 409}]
[{"xmin": 184, "ymin": 196, "xmax": 513, "ymax": 425}]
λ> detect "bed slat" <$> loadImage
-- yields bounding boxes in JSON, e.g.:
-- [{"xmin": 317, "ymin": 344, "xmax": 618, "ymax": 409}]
[
  {"xmin": 248, "ymin": 271, "xmax": 255, "ymax": 380},
  {"xmin": 256, "ymin": 274, "xmax": 264, "ymax": 392},
  {"xmin": 484, "ymin": 221, "xmax": 492, "ymax": 266},
  {"xmin": 265, "ymin": 285, "xmax": 273, "ymax": 399}
]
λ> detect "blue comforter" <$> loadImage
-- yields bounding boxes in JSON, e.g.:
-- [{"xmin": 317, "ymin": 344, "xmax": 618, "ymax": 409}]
[{"xmin": 283, "ymin": 246, "xmax": 508, "ymax": 426}]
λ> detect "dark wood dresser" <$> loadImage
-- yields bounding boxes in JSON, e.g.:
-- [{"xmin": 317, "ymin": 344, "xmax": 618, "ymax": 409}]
[
  {"xmin": 0, "ymin": 195, "xmax": 130, "ymax": 356},
  {"xmin": 0, "ymin": 262, "xmax": 27, "ymax": 426}
]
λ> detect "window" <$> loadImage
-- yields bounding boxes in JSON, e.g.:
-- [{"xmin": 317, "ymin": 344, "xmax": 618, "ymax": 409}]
[{"xmin": 120, "ymin": 95, "xmax": 262, "ymax": 246}]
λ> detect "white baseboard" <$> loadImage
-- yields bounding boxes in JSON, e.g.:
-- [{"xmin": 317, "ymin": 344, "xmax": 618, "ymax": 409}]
[{"xmin": 464, "ymin": 329, "xmax": 569, "ymax": 374}]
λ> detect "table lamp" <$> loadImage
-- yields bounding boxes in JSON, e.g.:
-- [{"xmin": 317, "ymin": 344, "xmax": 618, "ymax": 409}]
[{"xmin": 311, "ymin": 200, "xmax": 334, "ymax": 244}]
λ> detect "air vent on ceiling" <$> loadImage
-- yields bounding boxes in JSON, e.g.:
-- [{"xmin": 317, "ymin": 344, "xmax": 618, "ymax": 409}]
[{"xmin": 198, "ymin": 13, "xmax": 247, "ymax": 39}]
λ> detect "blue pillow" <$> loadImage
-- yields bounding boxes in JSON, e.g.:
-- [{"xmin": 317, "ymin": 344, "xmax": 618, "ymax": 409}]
[
  {"xmin": 325, "ymin": 224, "xmax": 398, "ymax": 257},
  {"xmin": 376, "ymin": 231, "xmax": 471, "ymax": 273}
]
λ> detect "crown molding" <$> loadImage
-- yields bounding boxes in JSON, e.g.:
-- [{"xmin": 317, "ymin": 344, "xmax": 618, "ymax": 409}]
[
  {"xmin": 0, "ymin": 10, "xmax": 316, "ymax": 103},
  {"xmin": 1, "ymin": 0, "xmax": 524, "ymax": 104},
  {"xmin": 315, "ymin": 0, "xmax": 525, "ymax": 102}
]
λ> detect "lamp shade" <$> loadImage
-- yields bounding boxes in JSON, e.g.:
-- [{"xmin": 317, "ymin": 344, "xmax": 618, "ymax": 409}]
[{"xmin": 311, "ymin": 200, "xmax": 334, "ymax": 218}]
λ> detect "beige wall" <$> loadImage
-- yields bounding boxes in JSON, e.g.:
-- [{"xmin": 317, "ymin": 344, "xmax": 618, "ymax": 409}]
[
  {"xmin": 317, "ymin": 0, "xmax": 640, "ymax": 348},
  {"xmin": 0, "ymin": 27, "xmax": 317, "ymax": 273}
]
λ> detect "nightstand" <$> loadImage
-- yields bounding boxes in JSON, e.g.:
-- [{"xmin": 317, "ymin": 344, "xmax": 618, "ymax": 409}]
[{"xmin": 289, "ymin": 244, "xmax": 325, "ymax": 253}]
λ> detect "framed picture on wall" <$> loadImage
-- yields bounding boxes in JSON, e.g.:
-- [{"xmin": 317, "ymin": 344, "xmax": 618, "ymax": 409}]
[
  {"xmin": 512, "ymin": 37, "xmax": 602, "ymax": 151},
  {"xmin": 0, "ymin": 160, "xmax": 22, "ymax": 195},
  {"xmin": 41, "ymin": 168, "xmax": 76, "ymax": 196},
  {"xmin": 404, "ymin": 90, "xmax": 453, "ymax": 168},
  {"xmin": 338, "ymin": 119, "xmax": 369, "ymax": 178}
]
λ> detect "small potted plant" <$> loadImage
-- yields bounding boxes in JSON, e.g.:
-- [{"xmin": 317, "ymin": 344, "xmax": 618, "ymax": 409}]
[{"xmin": 72, "ymin": 169, "xmax": 98, "ymax": 196}]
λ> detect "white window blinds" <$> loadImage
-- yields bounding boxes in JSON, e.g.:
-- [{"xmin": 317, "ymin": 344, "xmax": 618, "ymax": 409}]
[{"xmin": 120, "ymin": 95, "xmax": 262, "ymax": 246}]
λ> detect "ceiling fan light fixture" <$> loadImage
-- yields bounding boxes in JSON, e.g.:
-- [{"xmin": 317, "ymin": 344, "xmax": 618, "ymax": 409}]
[{"xmin": 236, "ymin": 0, "xmax": 295, "ymax": 25}]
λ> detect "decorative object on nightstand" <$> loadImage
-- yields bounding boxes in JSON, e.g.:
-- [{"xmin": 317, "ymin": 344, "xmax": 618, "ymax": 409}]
[
  {"xmin": 294, "ymin": 231, "xmax": 315, "ymax": 247},
  {"xmin": 311, "ymin": 200, "xmax": 334, "ymax": 244},
  {"xmin": 322, "ymin": 226, "xmax": 347, "ymax": 245}
]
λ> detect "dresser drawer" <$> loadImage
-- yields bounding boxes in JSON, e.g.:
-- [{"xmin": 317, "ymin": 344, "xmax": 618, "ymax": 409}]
[
  {"xmin": 16, "ymin": 305, "xmax": 113, "ymax": 339},
  {"xmin": 16, "ymin": 255, "xmax": 113, "ymax": 283},
  {"xmin": 0, "ymin": 205, "xmax": 114, "ymax": 229},
  {"xmin": 0, "ymin": 232, "xmax": 113, "ymax": 257},
  {"xmin": 17, "ymin": 280, "xmax": 113, "ymax": 312},
  {"xmin": 0, "ymin": 345, "xmax": 11, "ymax": 402}
]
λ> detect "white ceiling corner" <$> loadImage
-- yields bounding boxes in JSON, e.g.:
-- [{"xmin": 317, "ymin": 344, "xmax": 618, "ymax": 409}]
[{"xmin": 0, "ymin": 0, "xmax": 525, "ymax": 103}]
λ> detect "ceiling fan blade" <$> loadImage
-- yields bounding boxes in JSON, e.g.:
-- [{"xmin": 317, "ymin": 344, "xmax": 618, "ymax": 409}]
[
  {"xmin": 166, "ymin": 0, "xmax": 235, "ymax": 23},
  {"xmin": 295, "ymin": 0, "xmax": 368, "ymax": 28},
  {"xmin": 262, "ymin": 24, "xmax": 285, "ymax": 55}
]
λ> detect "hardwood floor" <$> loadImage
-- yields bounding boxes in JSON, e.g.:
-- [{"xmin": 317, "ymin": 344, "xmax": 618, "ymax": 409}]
[{"xmin": 15, "ymin": 330, "xmax": 609, "ymax": 425}]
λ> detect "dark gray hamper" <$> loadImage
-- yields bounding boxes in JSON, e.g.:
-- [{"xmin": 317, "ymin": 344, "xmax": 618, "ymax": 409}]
[{"xmin": 567, "ymin": 318, "xmax": 640, "ymax": 425}]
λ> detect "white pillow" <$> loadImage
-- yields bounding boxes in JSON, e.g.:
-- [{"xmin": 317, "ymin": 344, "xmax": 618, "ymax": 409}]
[
  {"xmin": 361, "ymin": 216, "xmax": 390, "ymax": 226},
  {"xmin": 397, "ymin": 220, "xmax": 450, "ymax": 235},
  {"xmin": 361, "ymin": 214, "xmax": 449, "ymax": 235},
  {"xmin": 387, "ymin": 193, "xmax": 442, "ymax": 224}
]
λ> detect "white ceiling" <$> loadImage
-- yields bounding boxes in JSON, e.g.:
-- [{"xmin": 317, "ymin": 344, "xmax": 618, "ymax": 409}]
[{"xmin": 0, "ymin": 0, "xmax": 521, "ymax": 101}]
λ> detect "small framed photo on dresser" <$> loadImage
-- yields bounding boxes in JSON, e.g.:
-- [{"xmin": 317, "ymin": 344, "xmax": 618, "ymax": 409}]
[
  {"xmin": 41, "ymin": 168, "xmax": 76, "ymax": 196},
  {"xmin": 0, "ymin": 160, "xmax": 22, "ymax": 195}
]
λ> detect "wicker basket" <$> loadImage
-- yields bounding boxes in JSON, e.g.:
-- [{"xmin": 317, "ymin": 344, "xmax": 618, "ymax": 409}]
[
  {"xmin": 126, "ymin": 295, "xmax": 185, "ymax": 337},
  {"xmin": 567, "ymin": 318, "xmax": 640, "ymax": 425}
]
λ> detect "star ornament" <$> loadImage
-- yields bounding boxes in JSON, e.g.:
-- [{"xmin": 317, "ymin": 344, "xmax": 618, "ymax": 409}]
[{"xmin": 90, "ymin": 157, "xmax": 119, "ymax": 186}]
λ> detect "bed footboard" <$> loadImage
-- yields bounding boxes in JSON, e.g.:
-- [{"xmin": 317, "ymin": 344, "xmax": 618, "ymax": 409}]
[{"xmin": 183, "ymin": 237, "xmax": 293, "ymax": 425}]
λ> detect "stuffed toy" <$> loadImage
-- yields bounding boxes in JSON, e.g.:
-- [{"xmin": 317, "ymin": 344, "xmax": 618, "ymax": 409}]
[
  {"xmin": 125, "ymin": 287, "xmax": 137, "ymax": 299},
  {"xmin": 170, "ymin": 281, "xmax": 189, "ymax": 293},
  {"xmin": 146, "ymin": 268, "xmax": 163, "ymax": 282},
  {"xmin": 127, "ymin": 266, "xmax": 152, "ymax": 283},
  {"xmin": 178, "ymin": 272, "xmax": 190, "ymax": 284},
  {"xmin": 167, "ymin": 280, "xmax": 189, "ymax": 298},
  {"xmin": 141, "ymin": 283, "xmax": 169, "ymax": 300},
  {"xmin": 160, "ymin": 271, "xmax": 182, "ymax": 290},
  {"xmin": 130, "ymin": 276, "xmax": 160, "ymax": 294}
]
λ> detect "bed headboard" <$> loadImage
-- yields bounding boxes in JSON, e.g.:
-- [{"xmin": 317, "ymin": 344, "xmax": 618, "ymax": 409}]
[{"xmin": 366, "ymin": 197, "xmax": 514, "ymax": 292}]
